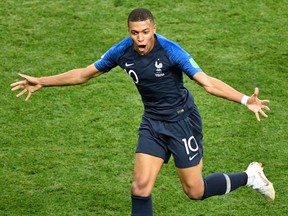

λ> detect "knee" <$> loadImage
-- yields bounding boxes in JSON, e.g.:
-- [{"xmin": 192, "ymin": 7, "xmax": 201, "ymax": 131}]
[
  {"xmin": 131, "ymin": 178, "xmax": 152, "ymax": 197},
  {"xmin": 183, "ymin": 185, "xmax": 204, "ymax": 200}
]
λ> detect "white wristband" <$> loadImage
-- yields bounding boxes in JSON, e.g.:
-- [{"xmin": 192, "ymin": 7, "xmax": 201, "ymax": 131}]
[{"xmin": 241, "ymin": 95, "xmax": 249, "ymax": 106}]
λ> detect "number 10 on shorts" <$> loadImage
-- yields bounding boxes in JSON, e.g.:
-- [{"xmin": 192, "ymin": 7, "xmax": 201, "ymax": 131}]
[{"xmin": 182, "ymin": 136, "xmax": 199, "ymax": 156}]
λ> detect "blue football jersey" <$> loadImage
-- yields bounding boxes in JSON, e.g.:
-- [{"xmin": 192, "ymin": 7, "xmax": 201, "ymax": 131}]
[{"xmin": 94, "ymin": 34, "xmax": 202, "ymax": 121}]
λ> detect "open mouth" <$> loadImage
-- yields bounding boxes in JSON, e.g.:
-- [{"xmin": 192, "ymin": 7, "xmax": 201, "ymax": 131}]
[
  {"xmin": 136, "ymin": 44, "xmax": 147, "ymax": 55},
  {"xmin": 138, "ymin": 45, "xmax": 146, "ymax": 49}
]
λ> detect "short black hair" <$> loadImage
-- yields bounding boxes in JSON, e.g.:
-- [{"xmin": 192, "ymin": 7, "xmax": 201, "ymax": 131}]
[{"xmin": 127, "ymin": 8, "xmax": 154, "ymax": 26}]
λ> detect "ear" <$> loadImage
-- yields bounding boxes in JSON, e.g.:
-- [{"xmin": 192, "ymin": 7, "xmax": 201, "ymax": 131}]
[{"xmin": 153, "ymin": 24, "xmax": 157, "ymax": 33}]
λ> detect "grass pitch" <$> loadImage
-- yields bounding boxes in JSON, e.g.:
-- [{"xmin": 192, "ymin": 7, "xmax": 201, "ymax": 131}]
[{"xmin": 1, "ymin": 0, "xmax": 288, "ymax": 215}]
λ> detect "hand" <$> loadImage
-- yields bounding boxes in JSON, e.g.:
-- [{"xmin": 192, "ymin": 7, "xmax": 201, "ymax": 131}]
[
  {"xmin": 10, "ymin": 73, "xmax": 42, "ymax": 101},
  {"xmin": 246, "ymin": 87, "xmax": 270, "ymax": 121}
]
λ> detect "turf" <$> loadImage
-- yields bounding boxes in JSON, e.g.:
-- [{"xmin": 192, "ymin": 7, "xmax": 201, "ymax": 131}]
[{"xmin": 1, "ymin": 0, "xmax": 288, "ymax": 215}]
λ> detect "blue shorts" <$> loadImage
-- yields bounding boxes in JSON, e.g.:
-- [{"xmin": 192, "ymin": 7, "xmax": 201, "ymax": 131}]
[{"xmin": 136, "ymin": 105, "xmax": 203, "ymax": 168}]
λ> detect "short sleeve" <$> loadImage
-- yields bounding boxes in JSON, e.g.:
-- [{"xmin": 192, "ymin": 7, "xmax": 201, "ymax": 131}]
[
  {"xmin": 94, "ymin": 37, "xmax": 133, "ymax": 72},
  {"xmin": 156, "ymin": 34, "xmax": 202, "ymax": 79}
]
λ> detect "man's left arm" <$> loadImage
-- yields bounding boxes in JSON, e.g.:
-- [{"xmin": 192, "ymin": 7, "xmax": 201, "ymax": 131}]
[{"xmin": 193, "ymin": 71, "xmax": 270, "ymax": 121}]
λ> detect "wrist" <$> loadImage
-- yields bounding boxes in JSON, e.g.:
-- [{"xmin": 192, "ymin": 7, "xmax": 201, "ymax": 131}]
[
  {"xmin": 38, "ymin": 77, "xmax": 48, "ymax": 87},
  {"xmin": 241, "ymin": 95, "xmax": 249, "ymax": 106}
]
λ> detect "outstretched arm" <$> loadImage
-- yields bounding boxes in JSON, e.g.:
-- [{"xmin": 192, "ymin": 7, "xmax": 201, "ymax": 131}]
[
  {"xmin": 10, "ymin": 64, "xmax": 103, "ymax": 101},
  {"xmin": 193, "ymin": 71, "xmax": 270, "ymax": 121}
]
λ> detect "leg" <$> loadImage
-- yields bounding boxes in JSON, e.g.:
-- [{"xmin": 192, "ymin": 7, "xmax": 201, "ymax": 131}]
[
  {"xmin": 131, "ymin": 116, "xmax": 171, "ymax": 215},
  {"xmin": 176, "ymin": 159, "xmax": 205, "ymax": 200},
  {"xmin": 132, "ymin": 153, "xmax": 164, "ymax": 196},
  {"xmin": 177, "ymin": 159, "xmax": 248, "ymax": 200},
  {"xmin": 131, "ymin": 153, "xmax": 164, "ymax": 216}
]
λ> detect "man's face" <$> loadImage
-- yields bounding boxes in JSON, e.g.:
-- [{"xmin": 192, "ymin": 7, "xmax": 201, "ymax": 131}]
[{"xmin": 128, "ymin": 19, "xmax": 156, "ymax": 55}]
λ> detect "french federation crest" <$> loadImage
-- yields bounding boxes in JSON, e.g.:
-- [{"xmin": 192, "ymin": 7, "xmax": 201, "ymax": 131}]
[{"xmin": 155, "ymin": 59, "xmax": 165, "ymax": 77}]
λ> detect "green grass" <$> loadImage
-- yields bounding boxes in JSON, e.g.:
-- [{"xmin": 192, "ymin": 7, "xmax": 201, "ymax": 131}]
[{"xmin": 1, "ymin": 0, "xmax": 288, "ymax": 215}]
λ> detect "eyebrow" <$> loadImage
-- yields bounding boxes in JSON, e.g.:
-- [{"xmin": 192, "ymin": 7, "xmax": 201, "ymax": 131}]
[{"xmin": 130, "ymin": 28, "xmax": 150, "ymax": 33}]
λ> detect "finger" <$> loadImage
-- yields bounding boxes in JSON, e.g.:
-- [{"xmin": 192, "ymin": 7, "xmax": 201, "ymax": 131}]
[
  {"xmin": 259, "ymin": 109, "xmax": 268, "ymax": 118},
  {"xmin": 18, "ymin": 73, "xmax": 29, "ymax": 79},
  {"xmin": 261, "ymin": 99, "xmax": 270, "ymax": 104},
  {"xmin": 10, "ymin": 80, "xmax": 26, "ymax": 87},
  {"xmin": 262, "ymin": 105, "xmax": 270, "ymax": 111},
  {"xmin": 11, "ymin": 85, "xmax": 23, "ymax": 91},
  {"xmin": 16, "ymin": 89, "xmax": 27, "ymax": 98},
  {"xmin": 25, "ymin": 91, "xmax": 32, "ymax": 101},
  {"xmin": 10, "ymin": 82, "xmax": 18, "ymax": 87},
  {"xmin": 254, "ymin": 87, "xmax": 259, "ymax": 97},
  {"xmin": 255, "ymin": 112, "xmax": 260, "ymax": 121}
]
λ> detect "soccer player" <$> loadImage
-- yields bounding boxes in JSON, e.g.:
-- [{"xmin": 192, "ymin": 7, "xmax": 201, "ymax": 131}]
[{"xmin": 11, "ymin": 8, "xmax": 275, "ymax": 216}]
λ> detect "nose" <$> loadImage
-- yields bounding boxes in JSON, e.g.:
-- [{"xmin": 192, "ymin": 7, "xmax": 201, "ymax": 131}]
[{"xmin": 137, "ymin": 33, "xmax": 144, "ymax": 42}]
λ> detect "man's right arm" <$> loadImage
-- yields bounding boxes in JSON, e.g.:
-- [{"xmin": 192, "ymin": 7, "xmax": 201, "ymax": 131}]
[
  {"xmin": 38, "ymin": 64, "xmax": 103, "ymax": 86},
  {"xmin": 11, "ymin": 64, "xmax": 103, "ymax": 101}
]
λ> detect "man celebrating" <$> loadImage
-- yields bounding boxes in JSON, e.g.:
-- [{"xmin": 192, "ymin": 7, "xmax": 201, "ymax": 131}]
[{"xmin": 11, "ymin": 8, "xmax": 275, "ymax": 216}]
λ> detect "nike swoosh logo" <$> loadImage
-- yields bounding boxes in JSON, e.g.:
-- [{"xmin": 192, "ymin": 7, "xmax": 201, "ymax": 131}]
[
  {"xmin": 125, "ymin": 62, "xmax": 134, "ymax": 67},
  {"xmin": 258, "ymin": 172, "xmax": 270, "ymax": 186},
  {"xmin": 189, "ymin": 153, "xmax": 199, "ymax": 161}
]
